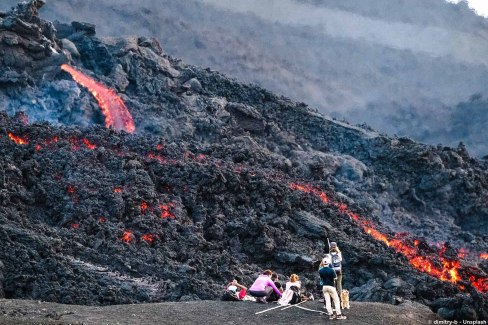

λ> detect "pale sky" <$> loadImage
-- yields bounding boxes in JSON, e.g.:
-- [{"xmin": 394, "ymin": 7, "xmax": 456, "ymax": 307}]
[{"xmin": 448, "ymin": 0, "xmax": 488, "ymax": 17}]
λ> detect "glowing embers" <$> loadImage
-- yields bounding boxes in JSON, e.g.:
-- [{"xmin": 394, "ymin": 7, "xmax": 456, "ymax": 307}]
[
  {"xmin": 481, "ymin": 253, "xmax": 488, "ymax": 260},
  {"xmin": 7, "ymin": 132, "xmax": 28, "ymax": 145},
  {"xmin": 159, "ymin": 203, "xmax": 176, "ymax": 219},
  {"xmin": 141, "ymin": 233, "xmax": 158, "ymax": 244},
  {"xmin": 140, "ymin": 201, "xmax": 149, "ymax": 214},
  {"xmin": 121, "ymin": 230, "xmax": 135, "ymax": 243},
  {"xmin": 60, "ymin": 64, "xmax": 135, "ymax": 133},
  {"xmin": 289, "ymin": 182, "xmax": 487, "ymax": 293}
]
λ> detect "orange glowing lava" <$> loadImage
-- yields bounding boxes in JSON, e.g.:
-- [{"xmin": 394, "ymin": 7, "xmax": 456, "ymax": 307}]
[
  {"xmin": 147, "ymin": 153, "xmax": 166, "ymax": 163},
  {"xmin": 82, "ymin": 138, "xmax": 96, "ymax": 150},
  {"xmin": 141, "ymin": 234, "xmax": 156, "ymax": 243},
  {"xmin": 140, "ymin": 201, "xmax": 149, "ymax": 214},
  {"xmin": 481, "ymin": 253, "xmax": 488, "ymax": 260},
  {"xmin": 61, "ymin": 64, "xmax": 135, "ymax": 133},
  {"xmin": 114, "ymin": 187, "xmax": 123, "ymax": 193},
  {"xmin": 160, "ymin": 203, "xmax": 175, "ymax": 219},
  {"xmin": 121, "ymin": 230, "xmax": 134, "ymax": 243},
  {"xmin": 289, "ymin": 182, "xmax": 488, "ymax": 293},
  {"xmin": 8, "ymin": 132, "xmax": 28, "ymax": 145}
]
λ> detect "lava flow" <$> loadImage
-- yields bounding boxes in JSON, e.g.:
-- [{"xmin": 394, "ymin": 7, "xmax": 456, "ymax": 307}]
[
  {"xmin": 60, "ymin": 64, "xmax": 135, "ymax": 133},
  {"xmin": 7, "ymin": 132, "xmax": 28, "ymax": 145},
  {"xmin": 290, "ymin": 182, "xmax": 488, "ymax": 293}
]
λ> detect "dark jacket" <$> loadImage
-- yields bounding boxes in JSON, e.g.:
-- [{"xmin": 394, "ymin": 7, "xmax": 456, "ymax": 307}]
[{"xmin": 319, "ymin": 266, "xmax": 337, "ymax": 287}]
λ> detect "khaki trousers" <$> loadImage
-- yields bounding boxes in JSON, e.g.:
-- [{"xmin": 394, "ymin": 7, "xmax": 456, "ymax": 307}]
[{"xmin": 322, "ymin": 285, "xmax": 342, "ymax": 315}]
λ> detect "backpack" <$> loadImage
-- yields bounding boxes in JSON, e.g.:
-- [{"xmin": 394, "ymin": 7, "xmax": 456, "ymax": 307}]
[
  {"xmin": 289, "ymin": 286, "xmax": 302, "ymax": 304},
  {"xmin": 331, "ymin": 253, "xmax": 341, "ymax": 270},
  {"xmin": 221, "ymin": 290, "xmax": 240, "ymax": 301}
]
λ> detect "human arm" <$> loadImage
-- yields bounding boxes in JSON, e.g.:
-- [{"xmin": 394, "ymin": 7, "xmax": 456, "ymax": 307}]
[
  {"xmin": 268, "ymin": 279, "xmax": 282, "ymax": 297},
  {"xmin": 234, "ymin": 282, "xmax": 247, "ymax": 291}
]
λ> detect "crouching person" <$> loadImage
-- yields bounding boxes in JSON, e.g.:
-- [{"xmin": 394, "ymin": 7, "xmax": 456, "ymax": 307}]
[
  {"xmin": 249, "ymin": 269, "xmax": 282, "ymax": 303},
  {"xmin": 319, "ymin": 255, "xmax": 346, "ymax": 320}
]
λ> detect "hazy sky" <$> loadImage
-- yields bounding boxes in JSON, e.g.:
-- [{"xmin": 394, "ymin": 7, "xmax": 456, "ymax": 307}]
[{"xmin": 448, "ymin": 0, "xmax": 488, "ymax": 16}]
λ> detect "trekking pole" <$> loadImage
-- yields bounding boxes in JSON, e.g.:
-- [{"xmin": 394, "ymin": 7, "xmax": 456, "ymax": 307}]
[
  {"xmin": 255, "ymin": 304, "xmax": 283, "ymax": 315},
  {"xmin": 280, "ymin": 300, "xmax": 307, "ymax": 310},
  {"xmin": 292, "ymin": 305, "xmax": 327, "ymax": 314},
  {"xmin": 327, "ymin": 238, "xmax": 330, "ymax": 252}
]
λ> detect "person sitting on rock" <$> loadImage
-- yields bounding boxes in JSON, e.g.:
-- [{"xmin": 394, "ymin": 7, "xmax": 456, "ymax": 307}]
[
  {"xmin": 269, "ymin": 273, "xmax": 283, "ymax": 302},
  {"xmin": 278, "ymin": 273, "xmax": 302, "ymax": 305},
  {"xmin": 222, "ymin": 278, "xmax": 247, "ymax": 301},
  {"xmin": 248, "ymin": 269, "xmax": 282, "ymax": 303},
  {"xmin": 320, "ymin": 255, "xmax": 346, "ymax": 320}
]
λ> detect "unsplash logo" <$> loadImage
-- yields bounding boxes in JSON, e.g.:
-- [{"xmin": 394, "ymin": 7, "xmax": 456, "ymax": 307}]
[{"xmin": 429, "ymin": 321, "xmax": 487, "ymax": 325}]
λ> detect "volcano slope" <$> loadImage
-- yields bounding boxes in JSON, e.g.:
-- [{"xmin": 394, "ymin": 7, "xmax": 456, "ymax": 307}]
[{"xmin": 0, "ymin": 0, "xmax": 487, "ymax": 321}]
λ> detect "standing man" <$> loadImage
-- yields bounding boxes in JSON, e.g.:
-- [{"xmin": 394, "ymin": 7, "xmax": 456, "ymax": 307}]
[{"xmin": 319, "ymin": 255, "xmax": 346, "ymax": 320}]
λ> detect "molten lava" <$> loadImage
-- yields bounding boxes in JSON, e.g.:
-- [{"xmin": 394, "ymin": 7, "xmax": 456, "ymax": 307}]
[
  {"xmin": 481, "ymin": 253, "xmax": 488, "ymax": 260},
  {"xmin": 121, "ymin": 230, "xmax": 134, "ymax": 243},
  {"xmin": 140, "ymin": 201, "xmax": 149, "ymax": 214},
  {"xmin": 82, "ymin": 138, "xmax": 97, "ymax": 150},
  {"xmin": 289, "ymin": 182, "xmax": 488, "ymax": 293},
  {"xmin": 141, "ymin": 234, "xmax": 156, "ymax": 244},
  {"xmin": 60, "ymin": 64, "xmax": 135, "ymax": 133},
  {"xmin": 8, "ymin": 132, "xmax": 28, "ymax": 145},
  {"xmin": 160, "ymin": 203, "xmax": 176, "ymax": 219}
]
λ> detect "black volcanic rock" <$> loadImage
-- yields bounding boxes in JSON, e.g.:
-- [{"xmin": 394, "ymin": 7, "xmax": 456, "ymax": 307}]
[{"xmin": 0, "ymin": 0, "xmax": 486, "ymax": 321}]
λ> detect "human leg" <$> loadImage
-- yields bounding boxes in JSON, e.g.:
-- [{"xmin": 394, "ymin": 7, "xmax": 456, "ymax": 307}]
[
  {"xmin": 331, "ymin": 287, "xmax": 342, "ymax": 316},
  {"xmin": 336, "ymin": 272, "xmax": 343, "ymax": 300},
  {"xmin": 322, "ymin": 286, "xmax": 334, "ymax": 315}
]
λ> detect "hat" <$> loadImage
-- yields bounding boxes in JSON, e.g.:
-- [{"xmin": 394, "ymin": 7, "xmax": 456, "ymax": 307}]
[
  {"xmin": 330, "ymin": 242, "xmax": 338, "ymax": 248},
  {"xmin": 228, "ymin": 285, "xmax": 237, "ymax": 292}
]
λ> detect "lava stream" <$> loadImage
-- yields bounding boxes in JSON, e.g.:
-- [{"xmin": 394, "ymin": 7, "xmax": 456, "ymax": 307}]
[
  {"xmin": 60, "ymin": 64, "xmax": 135, "ymax": 133},
  {"xmin": 7, "ymin": 132, "xmax": 28, "ymax": 145},
  {"xmin": 290, "ymin": 182, "xmax": 487, "ymax": 293}
]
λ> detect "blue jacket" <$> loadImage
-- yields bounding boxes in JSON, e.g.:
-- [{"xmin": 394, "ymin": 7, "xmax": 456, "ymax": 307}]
[{"xmin": 319, "ymin": 266, "xmax": 337, "ymax": 287}]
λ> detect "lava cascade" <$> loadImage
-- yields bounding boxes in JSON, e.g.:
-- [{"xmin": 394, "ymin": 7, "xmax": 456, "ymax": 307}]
[{"xmin": 60, "ymin": 64, "xmax": 135, "ymax": 133}]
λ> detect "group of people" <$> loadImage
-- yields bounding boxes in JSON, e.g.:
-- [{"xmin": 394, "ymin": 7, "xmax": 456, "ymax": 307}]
[{"xmin": 223, "ymin": 241, "xmax": 346, "ymax": 320}]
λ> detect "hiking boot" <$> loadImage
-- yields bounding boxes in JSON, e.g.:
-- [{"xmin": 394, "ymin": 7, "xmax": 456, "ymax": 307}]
[
  {"xmin": 257, "ymin": 297, "xmax": 267, "ymax": 304},
  {"xmin": 336, "ymin": 315, "xmax": 347, "ymax": 320},
  {"xmin": 328, "ymin": 314, "xmax": 336, "ymax": 320}
]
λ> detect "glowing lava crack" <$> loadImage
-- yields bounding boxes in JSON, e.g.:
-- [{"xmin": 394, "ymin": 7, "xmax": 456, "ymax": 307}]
[{"xmin": 61, "ymin": 64, "xmax": 135, "ymax": 133}]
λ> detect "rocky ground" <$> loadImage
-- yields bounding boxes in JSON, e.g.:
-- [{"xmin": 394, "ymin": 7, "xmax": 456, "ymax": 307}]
[
  {"xmin": 0, "ymin": 0, "xmax": 486, "ymax": 321},
  {"xmin": 0, "ymin": 298, "xmax": 441, "ymax": 325}
]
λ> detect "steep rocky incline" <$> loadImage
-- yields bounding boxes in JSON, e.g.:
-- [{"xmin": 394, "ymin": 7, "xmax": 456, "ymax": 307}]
[{"xmin": 0, "ymin": 0, "xmax": 486, "ymax": 321}]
